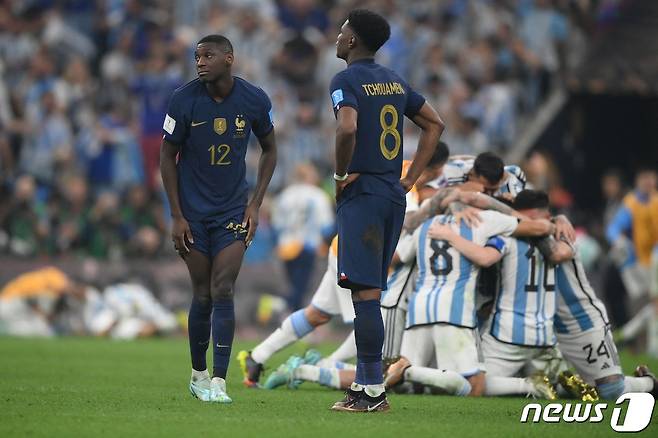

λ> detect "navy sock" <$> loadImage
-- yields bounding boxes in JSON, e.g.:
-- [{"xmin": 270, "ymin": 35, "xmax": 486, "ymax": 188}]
[
  {"xmin": 353, "ymin": 299, "xmax": 384, "ymax": 385},
  {"xmin": 188, "ymin": 297, "xmax": 212, "ymax": 371},
  {"xmin": 212, "ymin": 298, "xmax": 235, "ymax": 379}
]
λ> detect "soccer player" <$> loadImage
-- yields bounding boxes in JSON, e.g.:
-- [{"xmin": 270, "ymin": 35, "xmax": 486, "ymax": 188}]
[
  {"xmin": 517, "ymin": 191, "xmax": 658, "ymax": 399},
  {"xmin": 439, "ymin": 152, "xmax": 527, "ymax": 197},
  {"xmin": 392, "ymin": 205, "xmax": 557, "ymax": 396},
  {"xmin": 329, "ymin": 9, "xmax": 445, "ymax": 412},
  {"xmin": 481, "ymin": 191, "xmax": 573, "ymax": 384},
  {"xmin": 160, "ymin": 35, "xmax": 277, "ymax": 403}
]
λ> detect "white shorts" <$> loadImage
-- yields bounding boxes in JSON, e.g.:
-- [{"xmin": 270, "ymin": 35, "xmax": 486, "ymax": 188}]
[
  {"xmin": 0, "ymin": 298, "xmax": 54, "ymax": 337},
  {"xmin": 481, "ymin": 332, "xmax": 565, "ymax": 378},
  {"xmin": 310, "ymin": 253, "xmax": 355, "ymax": 323},
  {"xmin": 557, "ymin": 326, "xmax": 622, "ymax": 385},
  {"xmin": 400, "ymin": 324, "xmax": 483, "ymax": 377}
]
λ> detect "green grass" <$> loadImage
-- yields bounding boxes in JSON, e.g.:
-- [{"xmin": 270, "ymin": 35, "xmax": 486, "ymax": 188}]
[{"xmin": 1, "ymin": 337, "xmax": 657, "ymax": 437}]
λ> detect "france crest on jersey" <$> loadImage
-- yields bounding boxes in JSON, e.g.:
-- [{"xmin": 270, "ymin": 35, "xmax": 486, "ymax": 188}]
[
  {"xmin": 162, "ymin": 77, "xmax": 273, "ymax": 221},
  {"xmin": 554, "ymin": 253, "xmax": 610, "ymax": 334},
  {"xmin": 396, "ymin": 210, "xmax": 518, "ymax": 329},
  {"xmin": 489, "ymin": 238, "xmax": 557, "ymax": 347}
]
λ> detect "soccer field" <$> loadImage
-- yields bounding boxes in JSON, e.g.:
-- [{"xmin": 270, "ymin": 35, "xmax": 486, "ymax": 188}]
[{"xmin": 1, "ymin": 337, "xmax": 656, "ymax": 437}]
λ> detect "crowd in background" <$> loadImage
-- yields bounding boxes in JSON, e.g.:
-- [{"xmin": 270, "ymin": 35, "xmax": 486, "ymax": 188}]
[{"xmin": 0, "ymin": 0, "xmax": 613, "ymax": 261}]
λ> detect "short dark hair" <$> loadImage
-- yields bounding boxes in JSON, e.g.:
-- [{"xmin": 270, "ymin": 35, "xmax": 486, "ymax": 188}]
[
  {"xmin": 473, "ymin": 152, "xmax": 504, "ymax": 185},
  {"xmin": 346, "ymin": 9, "xmax": 390, "ymax": 52},
  {"xmin": 428, "ymin": 141, "xmax": 450, "ymax": 167},
  {"xmin": 197, "ymin": 34, "xmax": 233, "ymax": 53},
  {"xmin": 513, "ymin": 190, "xmax": 550, "ymax": 210}
]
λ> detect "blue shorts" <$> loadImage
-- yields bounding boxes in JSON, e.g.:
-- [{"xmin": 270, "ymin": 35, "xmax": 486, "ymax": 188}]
[
  {"xmin": 336, "ymin": 193, "xmax": 405, "ymax": 291},
  {"xmin": 188, "ymin": 209, "xmax": 246, "ymax": 259}
]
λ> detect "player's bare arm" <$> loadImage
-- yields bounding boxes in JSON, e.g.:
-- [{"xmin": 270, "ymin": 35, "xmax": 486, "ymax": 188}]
[
  {"xmin": 402, "ymin": 186, "xmax": 459, "ymax": 232},
  {"xmin": 428, "ymin": 222, "xmax": 503, "ymax": 267},
  {"xmin": 512, "ymin": 217, "xmax": 556, "ymax": 237},
  {"xmin": 401, "ymin": 103, "xmax": 444, "ymax": 192},
  {"xmin": 160, "ymin": 138, "xmax": 193, "ymax": 256},
  {"xmin": 243, "ymin": 129, "xmax": 277, "ymax": 246},
  {"xmin": 534, "ymin": 236, "xmax": 575, "ymax": 264},
  {"xmin": 334, "ymin": 106, "xmax": 359, "ymax": 200}
]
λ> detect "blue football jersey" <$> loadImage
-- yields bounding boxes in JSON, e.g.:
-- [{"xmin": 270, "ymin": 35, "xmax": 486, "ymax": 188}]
[
  {"xmin": 329, "ymin": 59, "xmax": 425, "ymax": 205},
  {"xmin": 162, "ymin": 77, "xmax": 273, "ymax": 221}
]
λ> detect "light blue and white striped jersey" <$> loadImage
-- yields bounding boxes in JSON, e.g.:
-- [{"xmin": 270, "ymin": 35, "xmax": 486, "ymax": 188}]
[
  {"xmin": 433, "ymin": 155, "xmax": 528, "ymax": 196},
  {"xmin": 554, "ymin": 253, "xmax": 610, "ymax": 334},
  {"xmin": 489, "ymin": 238, "xmax": 557, "ymax": 347},
  {"xmin": 397, "ymin": 210, "xmax": 518, "ymax": 329},
  {"xmin": 381, "ymin": 233, "xmax": 416, "ymax": 308}
]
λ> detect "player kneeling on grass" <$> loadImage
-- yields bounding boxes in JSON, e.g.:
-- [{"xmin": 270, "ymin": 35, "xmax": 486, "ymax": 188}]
[
  {"xmin": 512, "ymin": 191, "xmax": 658, "ymax": 400},
  {"xmin": 385, "ymin": 201, "xmax": 560, "ymax": 397}
]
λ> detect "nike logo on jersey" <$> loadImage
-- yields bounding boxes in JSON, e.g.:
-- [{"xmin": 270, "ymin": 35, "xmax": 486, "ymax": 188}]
[
  {"xmin": 191, "ymin": 121, "xmax": 207, "ymax": 127},
  {"xmin": 216, "ymin": 343, "xmax": 230, "ymax": 348}
]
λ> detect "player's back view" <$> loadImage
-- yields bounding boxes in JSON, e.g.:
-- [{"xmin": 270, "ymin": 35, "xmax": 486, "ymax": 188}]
[{"xmin": 329, "ymin": 9, "xmax": 444, "ymax": 412}]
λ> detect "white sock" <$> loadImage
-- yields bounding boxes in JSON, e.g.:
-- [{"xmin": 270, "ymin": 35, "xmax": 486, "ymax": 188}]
[
  {"xmin": 648, "ymin": 310, "xmax": 658, "ymax": 357},
  {"xmin": 405, "ymin": 366, "xmax": 471, "ymax": 396},
  {"xmin": 251, "ymin": 316, "xmax": 300, "ymax": 365},
  {"xmin": 294, "ymin": 364, "xmax": 341, "ymax": 389},
  {"xmin": 485, "ymin": 376, "xmax": 533, "ymax": 396},
  {"xmin": 621, "ymin": 305, "xmax": 652, "ymax": 341},
  {"xmin": 316, "ymin": 358, "xmax": 356, "ymax": 371},
  {"xmin": 328, "ymin": 331, "xmax": 357, "ymax": 362},
  {"xmin": 624, "ymin": 376, "xmax": 654, "ymax": 393},
  {"xmin": 351, "ymin": 382, "xmax": 364, "ymax": 391},
  {"xmin": 364, "ymin": 384, "xmax": 385, "ymax": 397},
  {"xmin": 191, "ymin": 368, "xmax": 209, "ymax": 381}
]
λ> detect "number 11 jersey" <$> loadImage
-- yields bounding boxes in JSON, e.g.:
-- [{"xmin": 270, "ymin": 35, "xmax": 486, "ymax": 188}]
[{"xmin": 397, "ymin": 210, "xmax": 519, "ymax": 329}]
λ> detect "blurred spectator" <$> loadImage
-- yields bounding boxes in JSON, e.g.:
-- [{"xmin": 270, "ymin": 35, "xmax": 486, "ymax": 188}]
[
  {"xmin": 272, "ymin": 163, "xmax": 334, "ymax": 311},
  {"xmin": 0, "ymin": 175, "xmax": 49, "ymax": 257},
  {"xmin": 606, "ymin": 167, "xmax": 658, "ymax": 298},
  {"xmin": 0, "ymin": 0, "xmax": 601, "ymax": 260},
  {"xmin": 601, "ymin": 169, "xmax": 627, "ymax": 228},
  {"xmin": 120, "ymin": 185, "xmax": 166, "ymax": 257}
]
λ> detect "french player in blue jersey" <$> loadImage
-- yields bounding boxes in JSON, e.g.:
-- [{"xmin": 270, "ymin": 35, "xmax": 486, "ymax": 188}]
[
  {"xmin": 328, "ymin": 9, "xmax": 444, "ymax": 413},
  {"xmin": 160, "ymin": 35, "xmax": 277, "ymax": 403}
]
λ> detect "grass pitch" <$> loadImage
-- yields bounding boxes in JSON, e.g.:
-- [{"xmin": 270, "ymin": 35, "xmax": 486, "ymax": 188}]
[{"xmin": 1, "ymin": 337, "xmax": 657, "ymax": 437}]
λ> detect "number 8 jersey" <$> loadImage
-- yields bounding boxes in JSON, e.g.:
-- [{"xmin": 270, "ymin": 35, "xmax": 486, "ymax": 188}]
[
  {"xmin": 488, "ymin": 237, "xmax": 558, "ymax": 347},
  {"xmin": 329, "ymin": 59, "xmax": 425, "ymax": 204},
  {"xmin": 396, "ymin": 210, "xmax": 519, "ymax": 329}
]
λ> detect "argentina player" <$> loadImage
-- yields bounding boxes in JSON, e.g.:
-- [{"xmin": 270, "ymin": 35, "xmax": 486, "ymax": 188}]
[{"xmin": 160, "ymin": 35, "xmax": 277, "ymax": 403}]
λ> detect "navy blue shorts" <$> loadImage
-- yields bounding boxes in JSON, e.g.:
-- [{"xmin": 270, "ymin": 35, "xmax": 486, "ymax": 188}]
[
  {"xmin": 336, "ymin": 193, "xmax": 405, "ymax": 291},
  {"xmin": 188, "ymin": 209, "xmax": 246, "ymax": 259}
]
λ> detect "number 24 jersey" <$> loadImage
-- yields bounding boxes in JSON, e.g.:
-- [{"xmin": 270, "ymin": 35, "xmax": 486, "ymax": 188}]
[{"xmin": 397, "ymin": 210, "xmax": 518, "ymax": 329}]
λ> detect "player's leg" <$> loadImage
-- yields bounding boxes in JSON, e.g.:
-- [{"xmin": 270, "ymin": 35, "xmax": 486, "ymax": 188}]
[
  {"xmin": 332, "ymin": 194, "xmax": 391, "ymax": 412},
  {"xmin": 432, "ymin": 324, "xmax": 486, "ymax": 396},
  {"xmin": 182, "ymin": 247, "xmax": 213, "ymax": 401},
  {"xmin": 559, "ymin": 327, "xmax": 654, "ymax": 398},
  {"xmin": 480, "ymin": 331, "xmax": 527, "ymax": 377},
  {"xmin": 241, "ymin": 262, "xmax": 340, "ymax": 386},
  {"xmin": 385, "ymin": 326, "xmax": 473, "ymax": 395},
  {"xmin": 206, "ymin": 241, "xmax": 245, "ymax": 403},
  {"xmin": 320, "ymin": 330, "xmax": 357, "ymax": 368}
]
